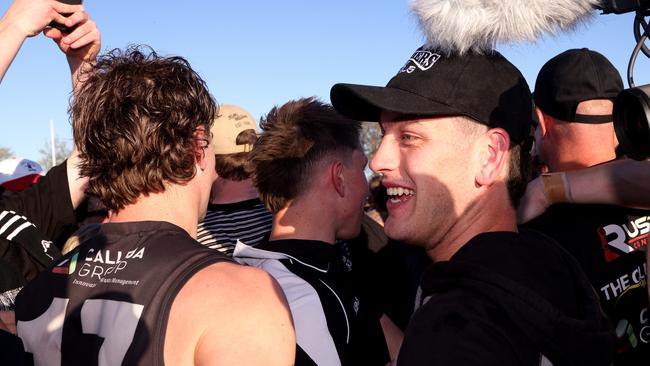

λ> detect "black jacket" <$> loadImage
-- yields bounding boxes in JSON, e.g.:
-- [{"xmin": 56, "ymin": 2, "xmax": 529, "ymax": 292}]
[
  {"xmin": 397, "ymin": 230, "xmax": 615, "ymax": 366},
  {"xmin": 0, "ymin": 161, "xmax": 75, "ymax": 310}
]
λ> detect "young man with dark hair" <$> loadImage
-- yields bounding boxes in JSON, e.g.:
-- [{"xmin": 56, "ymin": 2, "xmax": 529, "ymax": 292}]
[
  {"xmin": 523, "ymin": 48, "xmax": 650, "ymax": 364},
  {"xmin": 234, "ymin": 97, "xmax": 391, "ymax": 365},
  {"xmin": 196, "ymin": 104, "xmax": 273, "ymax": 255},
  {"xmin": 330, "ymin": 47, "xmax": 614, "ymax": 365},
  {"xmin": 14, "ymin": 47, "xmax": 295, "ymax": 365}
]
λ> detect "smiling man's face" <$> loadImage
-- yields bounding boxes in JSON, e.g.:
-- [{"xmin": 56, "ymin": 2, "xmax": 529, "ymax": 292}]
[{"xmin": 370, "ymin": 112, "xmax": 484, "ymax": 250}]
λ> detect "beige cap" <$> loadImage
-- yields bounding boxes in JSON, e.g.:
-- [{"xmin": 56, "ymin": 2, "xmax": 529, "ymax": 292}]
[{"xmin": 211, "ymin": 104, "xmax": 259, "ymax": 154}]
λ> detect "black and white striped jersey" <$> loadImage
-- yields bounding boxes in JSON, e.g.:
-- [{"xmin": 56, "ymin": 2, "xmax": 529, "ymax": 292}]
[
  {"xmin": 15, "ymin": 221, "xmax": 232, "ymax": 366},
  {"xmin": 0, "ymin": 161, "xmax": 74, "ymax": 310},
  {"xmin": 197, "ymin": 199, "xmax": 272, "ymax": 256},
  {"xmin": 234, "ymin": 239, "xmax": 389, "ymax": 366}
]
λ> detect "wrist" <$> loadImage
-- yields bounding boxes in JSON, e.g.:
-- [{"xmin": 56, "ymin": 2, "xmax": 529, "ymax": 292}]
[
  {"xmin": 541, "ymin": 172, "xmax": 573, "ymax": 204},
  {"xmin": 0, "ymin": 18, "xmax": 29, "ymax": 40}
]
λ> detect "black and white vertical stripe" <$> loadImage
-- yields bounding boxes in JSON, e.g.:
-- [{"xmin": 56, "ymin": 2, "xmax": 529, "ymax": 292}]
[{"xmin": 234, "ymin": 242, "xmax": 351, "ymax": 366}]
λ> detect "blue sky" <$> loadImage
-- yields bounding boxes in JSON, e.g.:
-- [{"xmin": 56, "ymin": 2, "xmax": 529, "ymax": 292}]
[{"xmin": 1, "ymin": 0, "xmax": 648, "ymax": 160}]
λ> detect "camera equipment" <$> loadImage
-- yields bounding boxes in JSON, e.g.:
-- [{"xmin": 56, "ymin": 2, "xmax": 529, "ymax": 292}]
[
  {"xmin": 613, "ymin": 85, "xmax": 650, "ymax": 160},
  {"xmin": 599, "ymin": 0, "xmax": 650, "ymax": 14},
  {"xmin": 600, "ymin": 0, "xmax": 650, "ymax": 159}
]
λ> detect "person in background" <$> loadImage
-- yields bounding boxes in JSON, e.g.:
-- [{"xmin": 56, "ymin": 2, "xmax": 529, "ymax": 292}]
[
  {"xmin": 15, "ymin": 46, "xmax": 295, "ymax": 365},
  {"xmin": 0, "ymin": 158, "xmax": 44, "ymax": 194},
  {"xmin": 236, "ymin": 97, "xmax": 393, "ymax": 365},
  {"xmin": 196, "ymin": 104, "xmax": 273, "ymax": 256},
  {"xmin": 523, "ymin": 48, "xmax": 649, "ymax": 364}
]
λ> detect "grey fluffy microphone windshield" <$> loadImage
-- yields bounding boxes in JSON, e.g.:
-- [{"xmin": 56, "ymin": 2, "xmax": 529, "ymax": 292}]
[{"xmin": 411, "ymin": 0, "xmax": 602, "ymax": 55}]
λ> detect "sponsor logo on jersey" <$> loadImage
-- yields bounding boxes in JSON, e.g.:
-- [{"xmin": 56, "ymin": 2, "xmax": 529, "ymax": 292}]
[
  {"xmin": 75, "ymin": 247, "xmax": 145, "ymax": 284},
  {"xmin": 41, "ymin": 240, "xmax": 52, "ymax": 252},
  {"xmin": 52, "ymin": 253, "xmax": 79, "ymax": 275},
  {"xmin": 599, "ymin": 216, "xmax": 650, "ymax": 262},
  {"xmin": 599, "ymin": 263, "xmax": 647, "ymax": 301}
]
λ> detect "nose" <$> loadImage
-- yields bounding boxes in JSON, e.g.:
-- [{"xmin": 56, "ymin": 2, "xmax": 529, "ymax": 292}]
[{"xmin": 370, "ymin": 135, "xmax": 397, "ymax": 174}]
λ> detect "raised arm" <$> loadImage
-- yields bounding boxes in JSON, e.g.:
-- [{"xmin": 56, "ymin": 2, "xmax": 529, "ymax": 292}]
[
  {"xmin": 1, "ymin": 0, "xmax": 100, "ymax": 209},
  {"xmin": 42, "ymin": 3, "xmax": 100, "ymax": 92},
  {"xmin": 46, "ymin": 4, "xmax": 100, "ymax": 208},
  {"xmin": 0, "ymin": 0, "xmax": 83, "ymax": 83}
]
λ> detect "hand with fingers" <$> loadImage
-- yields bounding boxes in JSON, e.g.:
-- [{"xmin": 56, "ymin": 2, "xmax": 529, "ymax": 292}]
[
  {"xmin": 0, "ymin": 0, "xmax": 90, "ymax": 83},
  {"xmin": 43, "ymin": 3, "xmax": 101, "ymax": 89},
  {"xmin": 0, "ymin": 0, "xmax": 82, "ymax": 38}
]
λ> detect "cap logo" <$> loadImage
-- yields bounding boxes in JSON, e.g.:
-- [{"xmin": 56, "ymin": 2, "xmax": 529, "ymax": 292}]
[
  {"xmin": 24, "ymin": 162, "xmax": 38, "ymax": 172},
  {"xmin": 399, "ymin": 50, "xmax": 440, "ymax": 74},
  {"xmin": 234, "ymin": 121, "xmax": 253, "ymax": 128},
  {"xmin": 228, "ymin": 113, "xmax": 247, "ymax": 121}
]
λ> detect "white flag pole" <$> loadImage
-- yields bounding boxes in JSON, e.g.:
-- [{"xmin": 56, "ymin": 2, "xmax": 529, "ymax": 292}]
[{"xmin": 50, "ymin": 119, "xmax": 56, "ymax": 167}]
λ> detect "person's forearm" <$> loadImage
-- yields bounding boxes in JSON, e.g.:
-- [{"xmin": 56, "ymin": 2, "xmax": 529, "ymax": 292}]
[
  {"xmin": 518, "ymin": 158, "xmax": 650, "ymax": 223},
  {"xmin": 568, "ymin": 159, "xmax": 650, "ymax": 209},
  {"xmin": 0, "ymin": 20, "xmax": 27, "ymax": 83}
]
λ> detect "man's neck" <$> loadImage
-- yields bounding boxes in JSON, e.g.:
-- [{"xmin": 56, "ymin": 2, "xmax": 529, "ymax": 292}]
[
  {"xmin": 269, "ymin": 200, "xmax": 337, "ymax": 244},
  {"xmin": 551, "ymin": 148, "xmax": 617, "ymax": 172},
  {"xmin": 108, "ymin": 186, "xmax": 200, "ymax": 239},
  {"xmin": 548, "ymin": 127, "xmax": 617, "ymax": 172},
  {"xmin": 210, "ymin": 178, "xmax": 258, "ymax": 204},
  {"xmin": 426, "ymin": 189, "xmax": 517, "ymax": 262}
]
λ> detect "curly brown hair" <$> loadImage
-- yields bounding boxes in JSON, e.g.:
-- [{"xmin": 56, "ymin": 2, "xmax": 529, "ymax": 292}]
[
  {"xmin": 251, "ymin": 97, "xmax": 361, "ymax": 213},
  {"xmin": 71, "ymin": 46, "xmax": 217, "ymax": 211}
]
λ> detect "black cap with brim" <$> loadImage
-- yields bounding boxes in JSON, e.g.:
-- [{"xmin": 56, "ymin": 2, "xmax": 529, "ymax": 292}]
[
  {"xmin": 533, "ymin": 48, "xmax": 623, "ymax": 123},
  {"xmin": 330, "ymin": 84, "xmax": 461, "ymax": 123},
  {"xmin": 331, "ymin": 47, "xmax": 534, "ymax": 144}
]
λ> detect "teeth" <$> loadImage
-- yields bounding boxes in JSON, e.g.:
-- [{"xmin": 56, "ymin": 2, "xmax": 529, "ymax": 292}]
[{"xmin": 387, "ymin": 187, "xmax": 415, "ymax": 196}]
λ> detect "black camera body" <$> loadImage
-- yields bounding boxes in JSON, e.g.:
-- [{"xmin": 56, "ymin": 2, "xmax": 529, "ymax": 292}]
[
  {"xmin": 614, "ymin": 85, "xmax": 650, "ymax": 160},
  {"xmin": 598, "ymin": 0, "xmax": 650, "ymax": 160},
  {"xmin": 599, "ymin": 0, "xmax": 650, "ymax": 14}
]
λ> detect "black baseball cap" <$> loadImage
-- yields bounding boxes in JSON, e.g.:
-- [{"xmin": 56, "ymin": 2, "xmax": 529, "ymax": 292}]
[
  {"xmin": 330, "ymin": 46, "xmax": 533, "ymax": 144},
  {"xmin": 533, "ymin": 48, "xmax": 623, "ymax": 123}
]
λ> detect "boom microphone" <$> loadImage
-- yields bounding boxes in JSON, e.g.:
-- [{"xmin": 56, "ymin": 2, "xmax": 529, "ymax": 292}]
[{"xmin": 410, "ymin": 0, "xmax": 601, "ymax": 55}]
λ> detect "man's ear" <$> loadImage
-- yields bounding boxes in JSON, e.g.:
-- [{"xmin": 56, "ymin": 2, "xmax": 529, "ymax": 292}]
[
  {"xmin": 535, "ymin": 107, "xmax": 548, "ymax": 138},
  {"xmin": 475, "ymin": 128, "xmax": 510, "ymax": 187},
  {"xmin": 194, "ymin": 128, "xmax": 209, "ymax": 171},
  {"xmin": 197, "ymin": 150, "xmax": 209, "ymax": 172},
  {"xmin": 330, "ymin": 160, "xmax": 345, "ymax": 197}
]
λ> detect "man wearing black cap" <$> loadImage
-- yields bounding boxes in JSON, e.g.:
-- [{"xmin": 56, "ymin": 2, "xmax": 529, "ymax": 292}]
[
  {"xmin": 524, "ymin": 48, "xmax": 650, "ymax": 364},
  {"xmin": 331, "ymin": 47, "xmax": 614, "ymax": 365}
]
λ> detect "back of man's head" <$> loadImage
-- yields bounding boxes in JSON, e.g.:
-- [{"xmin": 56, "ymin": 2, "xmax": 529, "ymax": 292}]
[
  {"xmin": 251, "ymin": 97, "xmax": 361, "ymax": 213},
  {"xmin": 533, "ymin": 48, "xmax": 623, "ymax": 169},
  {"xmin": 210, "ymin": 104, "xmax": 259, "ymax": 181},
  {"xmin": 534, "ymin": 48, "xmax": 622, "ymax": 123},
  {"xmin": 71, "ymin": 46, "xmax": 217, "ymax": 212}
]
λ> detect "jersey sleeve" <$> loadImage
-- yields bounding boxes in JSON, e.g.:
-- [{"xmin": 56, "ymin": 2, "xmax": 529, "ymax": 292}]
[{"xmin": 0, "ymin": 160, "xmax": 77, "ymax": 242}]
